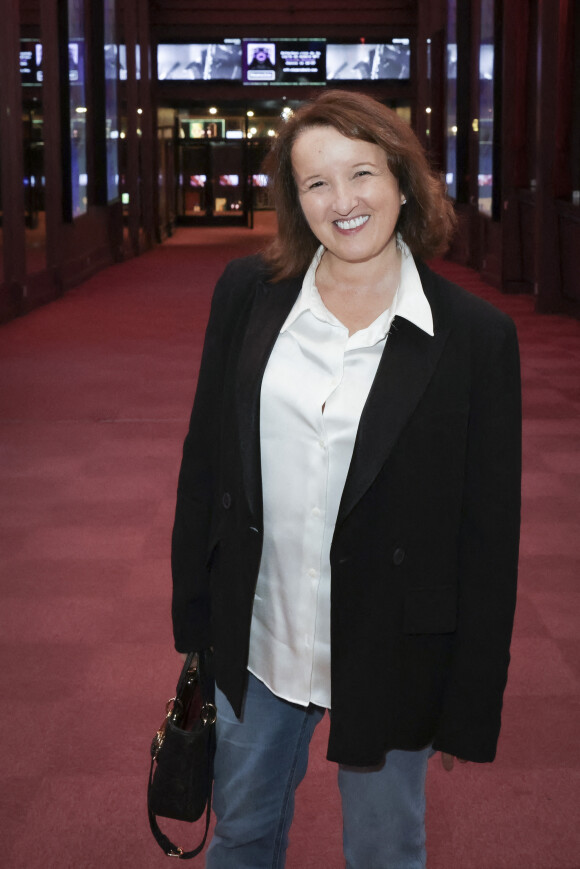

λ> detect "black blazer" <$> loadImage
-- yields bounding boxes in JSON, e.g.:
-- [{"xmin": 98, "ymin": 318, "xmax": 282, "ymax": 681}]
[{"xmin": 171, "ymin": 254, "xmax": 521, "ymax": 766}]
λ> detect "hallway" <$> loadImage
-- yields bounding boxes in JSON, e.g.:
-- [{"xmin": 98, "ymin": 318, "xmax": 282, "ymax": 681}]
[{"xmin": 1, "ymin": 218, "xmax": 579, "ymax": 868}]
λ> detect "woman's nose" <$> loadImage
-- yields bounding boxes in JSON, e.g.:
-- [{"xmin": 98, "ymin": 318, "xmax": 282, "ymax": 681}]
[{"xmin": 332, "ymin": 182, "xmax": 357, "ymax": 215}]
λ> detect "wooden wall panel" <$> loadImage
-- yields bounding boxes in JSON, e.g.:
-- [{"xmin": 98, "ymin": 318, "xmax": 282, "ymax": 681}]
[
  {"xmin": 149, "ymin": 0, "xmax": 417, "ymax": 32},
  {"xmin": 557, "ymin": 204, "xmax": 580, "ymax": 304},
  {"xmin": 500, "ymin": 0, "xmax": 533, "ymax": 292},
  {"xmin": 19, "ymin": 1, "xmax": 41, "ymax": 28},
  {"xmin": 0, "ymin": 0, "xmax": 26, "ymax": 320},
  {"xmin": 534, "ymin": 0, "xmax": 564, "ymax": 312},
  {"xmin": 554, "ymin": 0, "xmax": 574, "ymax": 198}
]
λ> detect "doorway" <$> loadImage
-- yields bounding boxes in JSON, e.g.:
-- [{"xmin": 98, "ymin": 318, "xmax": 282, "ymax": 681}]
[
  {"xmin": 177, "ymin": 138, "xmax": 249, "ymax": 225},
  {"xmin": 156, "ymin": 100, "xmax": 295, "ymax": 233}
]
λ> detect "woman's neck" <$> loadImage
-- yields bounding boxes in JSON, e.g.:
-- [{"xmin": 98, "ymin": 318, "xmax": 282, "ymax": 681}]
[{"xmin": 314, "ymin": 247, "xmax": 402, "ymax": 336}]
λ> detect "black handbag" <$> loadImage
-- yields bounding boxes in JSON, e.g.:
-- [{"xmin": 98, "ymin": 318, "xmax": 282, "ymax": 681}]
[{"xmin": 148, "ymin": 650, "xmax": 217, "ymax": 859}]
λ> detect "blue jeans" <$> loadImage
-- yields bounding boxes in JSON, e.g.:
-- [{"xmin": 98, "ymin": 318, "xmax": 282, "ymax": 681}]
[{"xmin": 206, "ymin": 673, "xmax": 431, "ymax": 869}]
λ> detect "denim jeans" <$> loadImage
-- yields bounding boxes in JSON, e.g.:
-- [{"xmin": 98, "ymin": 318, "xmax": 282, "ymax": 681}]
[{"xmin": 206, "ymin": 673, "xmax": 431, "ymax": 869}]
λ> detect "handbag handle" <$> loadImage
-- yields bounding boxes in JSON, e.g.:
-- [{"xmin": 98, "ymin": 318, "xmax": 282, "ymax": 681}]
[{"xmin": 147, "ymin": 651, "xmax": 215, "ymax": 859}]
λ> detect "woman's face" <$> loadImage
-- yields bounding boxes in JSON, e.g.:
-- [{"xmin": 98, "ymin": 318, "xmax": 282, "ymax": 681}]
[{"xmin": 291, "ymin": 125, "xmax": 405, "ymax": 270}]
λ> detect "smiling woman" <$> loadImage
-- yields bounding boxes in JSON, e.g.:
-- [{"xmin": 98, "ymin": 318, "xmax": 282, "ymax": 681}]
[{"xmin": 171, "ymin": 89, "xmax": 521, "ymax": 868}]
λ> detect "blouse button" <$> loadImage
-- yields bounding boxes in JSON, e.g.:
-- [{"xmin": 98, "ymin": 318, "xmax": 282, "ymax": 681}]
[
  {"xmin": 393, "ymin": 548, "xmax": 405, "ymax": 566},
  {"xmin": 222, "ymin": 492, "xmax": 232, "ymax": 509}
]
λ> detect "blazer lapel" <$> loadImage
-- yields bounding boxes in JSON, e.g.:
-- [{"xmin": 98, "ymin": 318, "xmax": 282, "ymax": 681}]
[
  {"xmin": 337, "ymin": 312, "xmax": 451, "ymax": 527},
  {"xmin": 235, "ymin": 274, "xmax": 302, "ymax": 519}
]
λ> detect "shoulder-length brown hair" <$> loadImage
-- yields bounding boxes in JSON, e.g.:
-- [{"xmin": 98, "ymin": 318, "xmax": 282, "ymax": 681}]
[{"xmin": 262, "ymin": 90, "xmax": 456, "ymax": 281}]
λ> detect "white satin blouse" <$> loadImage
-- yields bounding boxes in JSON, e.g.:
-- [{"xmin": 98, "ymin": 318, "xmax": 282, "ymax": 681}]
[{"xmin": 247, "ymin": 242, "xmax": 434, "ymax": 708}]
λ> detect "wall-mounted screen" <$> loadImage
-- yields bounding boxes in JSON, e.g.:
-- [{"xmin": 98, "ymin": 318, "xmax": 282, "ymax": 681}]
[
  {"xmin": 104, "ymin": 0, "xmax": 119, "ymax": 203},
  {"xmin": 242, "ymin": 38, "xmax": 326, "ymax": 86},
  {"xmin": 119, "ymin": 45, "xmax": 127, "ymax": 80},
  {"xmin": 68, "ymin": 41, "xmax": 85, "ymax": 84},
  {"xmin": 20, "ymin": 41, "xmax": 41, "ymax": 86},
  {"xmin": 187, "ymin": 119, "xmax": 225, "ymax": 139},
  {"xmin": 66, "ymin": 0, "xmax": 87, "ymax": 218},
  {"xmin": 327, "ymin": 40, "xmax": 410, "ymax": 80},
  {"xmin": 157, "ymin": 41, "xmax": 242, "ymax": 80},
  {"xmin": 118, "ymin": 44, "xmax": 141, "ymax": 81},
  {"xmin": 20, "ymin": 40, "xmax": 87, "ymax": 85},
  {"xmin": 155, "ymin": 38, "xmax": 411, "ymax": 86}
]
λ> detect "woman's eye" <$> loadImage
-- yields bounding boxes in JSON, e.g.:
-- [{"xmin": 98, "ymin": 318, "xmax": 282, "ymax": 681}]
[
  {"xmin": 354, "ymin": 170, "xmax": 371, "ymax": 178},
  {"xmin": 308, "ymin": 180, "xmax": 324, "ymax": 189}
]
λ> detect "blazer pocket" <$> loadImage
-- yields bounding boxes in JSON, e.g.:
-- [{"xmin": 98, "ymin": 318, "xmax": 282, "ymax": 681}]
[{"xmin": 403, "ymin": 585, "xmax": 457, "ymax": 634}]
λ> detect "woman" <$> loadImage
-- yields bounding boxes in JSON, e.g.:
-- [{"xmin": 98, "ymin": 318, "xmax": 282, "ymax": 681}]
[{"xmin": 171, "ymin": 90, "xmax": 521, "ymax": 868}]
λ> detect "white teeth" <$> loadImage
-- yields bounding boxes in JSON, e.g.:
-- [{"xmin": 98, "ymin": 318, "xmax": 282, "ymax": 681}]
[{"xmin": 335, "ymin": 215, "xmax": 369, "ymax": 230}]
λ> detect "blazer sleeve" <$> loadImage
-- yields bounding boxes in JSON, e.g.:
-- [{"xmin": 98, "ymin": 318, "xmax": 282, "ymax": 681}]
[
  {"xmin": 171, "ymin": 261, "xmax": 239, "ymax": 653},
  {"xmin": 432, "ymin": 313, "xmax": 522, "ymax": 762}
]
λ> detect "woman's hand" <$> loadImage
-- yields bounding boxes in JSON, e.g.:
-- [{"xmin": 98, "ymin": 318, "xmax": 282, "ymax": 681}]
[
  {"xmin": 440, "ymin": 752, "xmax": 468, "ymax": 771},
  {"xmin": 178, "ymin": 647, "xmax": 213, "ymax": 664}
]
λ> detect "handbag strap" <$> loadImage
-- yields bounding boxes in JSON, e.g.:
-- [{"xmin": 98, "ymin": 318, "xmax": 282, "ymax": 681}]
[
  {"xmin": 197, "ymin": 649, "xmax": 215, "ymax": 708},
  {"xmin": 175, "ymin": 651, "xmax": 197, "ymax": 696},
  {"xmin": 147, "ymin": 650, "xmax": 216, "ymax": 859}
]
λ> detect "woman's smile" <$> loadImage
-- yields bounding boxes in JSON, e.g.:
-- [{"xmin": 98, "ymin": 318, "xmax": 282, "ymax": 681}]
[{"xmin": 334, "ymin": 215, "xmax": 370, "ymax": 232}]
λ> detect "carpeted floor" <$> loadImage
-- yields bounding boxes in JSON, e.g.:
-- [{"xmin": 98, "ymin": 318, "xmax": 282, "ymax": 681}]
[{"xmin": 1, "ymin": 213, "xmax": 579, "ymax": 868}]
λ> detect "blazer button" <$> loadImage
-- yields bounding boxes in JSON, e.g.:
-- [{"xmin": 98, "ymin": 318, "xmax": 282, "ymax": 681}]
[
  {"xmin": 393, "ymin": 548, "xmax": 405, "ymax": 566},
  {"xmin": 222, "ymin": 492, "xmax": 232, "ymax": 509}
]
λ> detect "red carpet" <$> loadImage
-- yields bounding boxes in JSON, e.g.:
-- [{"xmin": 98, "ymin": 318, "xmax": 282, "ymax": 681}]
[{"xmin": 1, "ymin": 213, "xmax": 579, "ymax": 868}]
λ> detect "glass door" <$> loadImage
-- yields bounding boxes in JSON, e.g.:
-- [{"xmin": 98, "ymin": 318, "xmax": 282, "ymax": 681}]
[
  {"xmin": 176, "ymin": 139, "xmax": 249, "ymax": 226},
  {"xmin": 178, "ymin": 140, "xmax": 211, "ymax": 218},
  {"xmin": 210, "ymin": 140, "xmax": 245, "ymax": 218}
]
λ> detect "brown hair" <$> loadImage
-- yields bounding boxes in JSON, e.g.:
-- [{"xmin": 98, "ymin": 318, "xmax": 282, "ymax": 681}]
[{"xmin": 262, "ymin": 90, "xmax": 456, "ymax": 281}]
